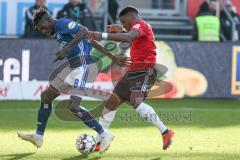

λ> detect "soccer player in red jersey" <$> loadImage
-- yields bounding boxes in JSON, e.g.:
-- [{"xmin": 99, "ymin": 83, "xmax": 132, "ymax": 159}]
[{"xmin": 88, "ymin": 6, "xmax": 174, "ymax": 150}]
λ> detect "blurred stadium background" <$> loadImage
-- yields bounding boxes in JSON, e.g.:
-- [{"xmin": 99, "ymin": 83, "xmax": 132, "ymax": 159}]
[{"xmin": 0, "ymin": 0, "xmax": 240, "ymax": 160}]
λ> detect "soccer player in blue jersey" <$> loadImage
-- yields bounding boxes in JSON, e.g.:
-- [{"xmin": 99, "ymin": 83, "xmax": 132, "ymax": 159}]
[{"xmin": 17, "ymin": 7, "xmax": 129, "ymax": 154}]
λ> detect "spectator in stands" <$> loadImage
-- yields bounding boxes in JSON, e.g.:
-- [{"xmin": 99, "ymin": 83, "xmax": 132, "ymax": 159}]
[
  {"xmin": 193, "ymin": 2, "xmax": 221, "ymax": 42},
  {"xmin": 220, "ymin": 0, "xmax": 240, "ymax": 41},
  {"xmin": 23, "ymin": 0, "xmax": 50, "ymax": 38},
  {"xmin": 152, "ymin": 0, "xmax": 174, "ymax": 9},
  {"xmin": 209, "ymin": 0, "xmax": 217, "ymax": 13},
  {"xmin": 56, "ymin": 0, "xmax": 97, "ymax": 31},
  {"xmin": 108, "ymin": 0, "xmax": 119, "ymax": 24}
]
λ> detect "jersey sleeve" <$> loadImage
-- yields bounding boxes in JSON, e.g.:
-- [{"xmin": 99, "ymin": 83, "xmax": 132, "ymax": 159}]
[
  {"xmin": 56, "ymin": 19, "xmax": 80, "ymax": 34},
  {"xmin": 131, "ymin": 23, "xmax": 146, "ymax": 37}
]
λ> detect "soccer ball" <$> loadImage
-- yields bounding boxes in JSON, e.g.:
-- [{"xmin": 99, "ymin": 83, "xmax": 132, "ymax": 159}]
[{"xmin": 75, "ymin": 134, "xmax": 96, "ymax": 154}]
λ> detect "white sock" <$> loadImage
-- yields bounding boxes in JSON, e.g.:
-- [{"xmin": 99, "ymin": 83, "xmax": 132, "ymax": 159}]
[
  {"xmin": 34, "ymin": 133, "xmax": 43, "ymax": 140},
  {"xmin": 135, "ymin": 103, "xmax": 168, "ymax": 134},
  {"xmin": 99, "ymin": 107, "xmax": 117, "ymax": 129}
]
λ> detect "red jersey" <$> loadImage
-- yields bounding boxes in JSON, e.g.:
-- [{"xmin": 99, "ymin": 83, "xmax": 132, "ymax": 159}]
[{"xmin": 129, "ymin": 19, "xmax": 156, "ymax": 72}]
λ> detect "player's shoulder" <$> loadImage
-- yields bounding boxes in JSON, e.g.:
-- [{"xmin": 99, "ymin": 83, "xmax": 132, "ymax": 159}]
[
  {"xmin": 55, "ymin": 18, "xmax": 80, "ymax": 33},
  {"xmin": 132, "ymin": 19, "xmax": 150, "ymax": 29},
  {"xmin": 139, "ymin": 19, "xmax": 151, "ymax": 27},
  {"xmin": 56, "ymin": 18, "xmax": 75, "ymax": 26}
]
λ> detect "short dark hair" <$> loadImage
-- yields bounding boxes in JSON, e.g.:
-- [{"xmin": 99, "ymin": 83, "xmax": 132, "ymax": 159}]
[
  {"xmin": 118, "ymin": 6, "xmax": 139, "ymax": 17},
  {"xmin": 32, "ymin": 7, "xmax": 48, "ymax": 27}
]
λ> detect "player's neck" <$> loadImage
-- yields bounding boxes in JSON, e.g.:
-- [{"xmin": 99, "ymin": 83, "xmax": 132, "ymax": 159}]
[{"xmin": 132, "ymin": 16, "xmax": 140, "ymax": 23}]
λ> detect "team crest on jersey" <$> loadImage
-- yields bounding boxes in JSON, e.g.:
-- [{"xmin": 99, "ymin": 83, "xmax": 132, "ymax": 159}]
[
  {"xmin": 68, "ymin": 22, "xmax": 76, "ymax": 29},
  {"xmin": 133, "ymin": 24, "xmax": 140, "ymax": 29}
]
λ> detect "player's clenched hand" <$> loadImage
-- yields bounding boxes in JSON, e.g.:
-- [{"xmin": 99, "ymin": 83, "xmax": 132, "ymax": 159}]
[
  {"xmin": 53, "ymin": 50, "xmax": 65, "ymax": 63},
  {"xmin": 87, "ymin": 31, "xmax": 102, "ymax": 41},
  {"xmin": 112, "ymin": 56, "xmax": 131, "ymax": 67},
  {"xmin": 108, "ymin": 24, "xmax": 124, "ymax": 33}
]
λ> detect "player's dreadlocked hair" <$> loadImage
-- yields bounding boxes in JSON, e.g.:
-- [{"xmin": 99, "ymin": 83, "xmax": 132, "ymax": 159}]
[
  {"xmin": 32, "ymin": 7, "xmax": 48, "ymax": 27},
  {"xmin": 118, "ymin": 6, "xmax": 139, "ymax": 17}
]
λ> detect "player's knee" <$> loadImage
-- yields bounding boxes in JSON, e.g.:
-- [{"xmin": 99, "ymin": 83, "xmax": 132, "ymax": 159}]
[
  {"xmin": 69, "ymin": 106, "xmax": 77, "ymax": 114},
  {"xmin": 40, "ymin": 94, "xmax": 47, "ymax": 103},
  {"xmin": 129, "ymin": 100, "xmax": 140, "ymax": 108},
  {"xmin": 68, "ymin": 103, "xmax": 79, "ymax": 114},
  {"xmin": 130, "ymin": 91, "xmax": 145, "ymax": 108},
  {"xmin": 105, "ymin": 94, "xmax": 121, "ymax": 110},
  {"xmin": 40, "ymin": 91, "xmax": 52, "ymax": 104},
  {"xmin": 68, "ymin": 96, "xmax": 81, "ymax": 114}
]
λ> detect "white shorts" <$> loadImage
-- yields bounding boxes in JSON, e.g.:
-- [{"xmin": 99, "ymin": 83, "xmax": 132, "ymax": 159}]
[{"xmin": 64, "ymin": 63, "xmax": 98, "ymax": 90}]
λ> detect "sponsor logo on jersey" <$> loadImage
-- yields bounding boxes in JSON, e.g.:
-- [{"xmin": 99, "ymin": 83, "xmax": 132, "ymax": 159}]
[
  {"xmin": 68, "ymin": 21, "xmax": 76, "ymax": 29},
  {"xmin": 132, "ymin": 24, "xmax": 140, "ymax": 29}
]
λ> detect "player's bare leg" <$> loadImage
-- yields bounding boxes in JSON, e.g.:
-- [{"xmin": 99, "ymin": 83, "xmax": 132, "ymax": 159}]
[
  {"xmin": 68, "ymin": 96, "xmax": 114, "ymax": 154},
  {"xmin": 97, "ymin": 89, "xmax": 174, "ymax": 150},
  {"xmin": 17, "ymin": 86, "xmax": 59, "ymax": 148},
  {"xmin": 95, "ymin": 94, "xmax": 122, "ymax": 151},
  {"xmin": 129, "ymin": 90, "xmax": 174, "ymax": 150}
]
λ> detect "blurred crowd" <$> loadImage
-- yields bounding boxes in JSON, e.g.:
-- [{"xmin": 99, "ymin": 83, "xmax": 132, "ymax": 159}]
[
  {"xmin": 23, "ymin": 0, "xmax": 119, "ymax": 38},
  {"xmin": 193, "ymin": 0, "xmax": 240, "ymax": 42},
  {"xmin": 22, "ymin": 0, "xmax": 240, "ymax": 42}
]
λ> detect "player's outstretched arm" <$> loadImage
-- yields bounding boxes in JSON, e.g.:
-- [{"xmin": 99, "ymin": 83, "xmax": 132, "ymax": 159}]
[
  {"xmin": 88, "ymin": 30, "xmax": 139, "ymax": 42},
  {"xmin": 53, "ymin": 26, "xmax": 88, "ymax": 62},
  {"xmin": 91, "ymin": 40, "xmax": 131, "ymax": 67}
]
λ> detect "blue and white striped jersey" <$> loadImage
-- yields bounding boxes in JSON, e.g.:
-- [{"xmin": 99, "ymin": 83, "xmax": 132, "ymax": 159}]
[{"xmin": 54, "ymin": 18, "xmax": 92, "ymax": 64}]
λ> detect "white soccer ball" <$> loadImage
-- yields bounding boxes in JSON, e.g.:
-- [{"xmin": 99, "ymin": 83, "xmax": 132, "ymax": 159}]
[{"xmin": 75, "ymin": 134, "xmax": 96, "ymax": 154}]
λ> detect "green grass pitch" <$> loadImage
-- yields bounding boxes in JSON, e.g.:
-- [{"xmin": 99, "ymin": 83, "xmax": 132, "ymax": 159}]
[{"xmin": 0, "ymin": 99, "xmax": 240, "ymax": 160}]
